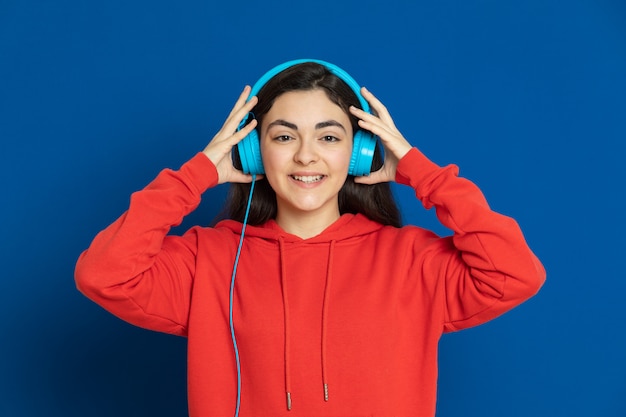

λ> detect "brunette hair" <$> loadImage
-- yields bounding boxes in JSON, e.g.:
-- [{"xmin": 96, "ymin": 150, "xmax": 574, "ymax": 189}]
[{"xmin": 222, "ymin": 62, "xmax": 402, "ymax": 227}]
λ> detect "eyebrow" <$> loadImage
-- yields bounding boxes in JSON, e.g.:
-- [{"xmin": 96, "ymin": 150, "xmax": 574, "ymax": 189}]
[
  {"xmin": 267, "ymin": 119, "xmax": 298, "ymax": 131},
  {"xmin": 315, "ymin": 120, "xmax": 347, "ymax": 132},
  {"xmin": 266, "ymin": 119, "xmax": 347, "ymax": 132}
]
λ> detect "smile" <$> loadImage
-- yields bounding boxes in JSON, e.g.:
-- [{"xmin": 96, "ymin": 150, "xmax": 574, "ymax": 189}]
[{"xmin": 291, "ymin": 175, "xmax": 325, "ymax": 184}]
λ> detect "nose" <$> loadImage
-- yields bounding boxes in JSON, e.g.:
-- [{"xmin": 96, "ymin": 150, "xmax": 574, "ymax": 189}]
[{"xmin": 293, "ymin": 137, "xmax": 319, "ymax": 165}]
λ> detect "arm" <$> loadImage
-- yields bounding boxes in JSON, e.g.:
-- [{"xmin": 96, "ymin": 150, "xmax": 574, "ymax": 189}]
[
  {"xmin": 396, "ymin": 147, "xmax": 545, "ymax": 331},
  {"xmin": 75, "ymin": 86, "xmax": 260, "ymax": 335},
  {"xmin": 351, "ymin": 88, "xmax": 545, "ymax": 331},
  {"xmin": 74, "ymin": 153, "xmax": 217, "ymax": 335}
]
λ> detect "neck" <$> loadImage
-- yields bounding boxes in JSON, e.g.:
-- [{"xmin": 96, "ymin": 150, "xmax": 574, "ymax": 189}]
[{"xmin": 275, "ymin": 209, "xmax": 341, "ymax": 239}]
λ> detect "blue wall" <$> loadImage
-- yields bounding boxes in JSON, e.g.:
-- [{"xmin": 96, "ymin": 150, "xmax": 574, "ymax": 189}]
[{"xmin": 1, "ymin": 1, "xmax": 624, "ymax": 415}]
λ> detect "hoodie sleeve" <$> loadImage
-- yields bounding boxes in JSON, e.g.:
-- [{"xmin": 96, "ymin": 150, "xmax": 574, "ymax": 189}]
[
  {"xmin": 74, "ymin": 152, "xmax": 219, "ymax": 336},
  {"xmin": 395, "ymin": 148, "xmax": 546, "ymax": 332}
]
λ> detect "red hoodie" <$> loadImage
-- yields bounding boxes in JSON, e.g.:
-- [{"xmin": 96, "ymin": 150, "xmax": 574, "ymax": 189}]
[{"xmin": 75, "ymin": 147, "xmax": 545, "ymax": 417}]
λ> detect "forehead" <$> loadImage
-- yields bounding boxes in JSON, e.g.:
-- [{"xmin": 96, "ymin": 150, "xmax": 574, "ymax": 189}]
[{"xmin": 264, "ymin": 89, "xmax": 350, "ymax": 125}]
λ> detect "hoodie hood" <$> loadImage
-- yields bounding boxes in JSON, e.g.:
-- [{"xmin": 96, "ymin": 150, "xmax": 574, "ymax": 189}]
[{"xmin": 216, "ymin": 212, "xmax": 385, "ymax": 244}]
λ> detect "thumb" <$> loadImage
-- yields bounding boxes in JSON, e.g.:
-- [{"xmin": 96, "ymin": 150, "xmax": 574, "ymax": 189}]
[{"xmin": 353, "ymin": 169, "xmax": 392, "ymax": 185}]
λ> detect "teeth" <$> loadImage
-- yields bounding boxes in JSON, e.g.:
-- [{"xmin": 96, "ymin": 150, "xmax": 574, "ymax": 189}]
[{"xmin": 292, "ymin": 175, "xmax": 324, "ymax": 183}]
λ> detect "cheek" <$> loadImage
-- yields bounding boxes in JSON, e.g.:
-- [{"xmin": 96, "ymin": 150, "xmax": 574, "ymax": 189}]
[
  {"xmin": 260, "ymin": 145, "xmax": 287, "ymax": 188},
  {"xmin": 260, "ymin": 142, "xmax": 282, "ymax": 168},
  {"xmin": 335, "ymin": 146, "xmax": 354, "ymax": 172}
]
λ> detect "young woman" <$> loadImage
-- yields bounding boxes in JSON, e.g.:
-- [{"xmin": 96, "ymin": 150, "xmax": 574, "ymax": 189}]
[{"xmin": 75, "ymin": 60, "xmax": 545, "ymax": 417}]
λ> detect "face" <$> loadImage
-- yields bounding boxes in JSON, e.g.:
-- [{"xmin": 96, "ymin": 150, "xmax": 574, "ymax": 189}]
[{"xmin": 260, "ymin": 89, "xmax": 353, "ymax": 223}]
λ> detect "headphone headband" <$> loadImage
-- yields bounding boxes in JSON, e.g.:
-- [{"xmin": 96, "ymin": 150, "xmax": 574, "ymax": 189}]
[{"xmin": 248, "ymin": 59, "xmax": 370, "ymax": 113}]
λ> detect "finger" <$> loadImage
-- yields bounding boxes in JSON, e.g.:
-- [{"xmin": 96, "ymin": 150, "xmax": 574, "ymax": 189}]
[
  {"xmin": 355, "ymin": 117, "xmax": 394, "ymax": 142},
  {"xmin": 228, "ymin": 172, "xmax": 264, "ymax": 184},
  {"xmin": 226, "ymin": 86, "xmax": 253, "ymax": 119},
  {"xmin": 203, "ymin": 118, "xmax": 258, "ymax": 165},
  {"xmin": 228, "ymin": 94, "xmax": 258, "ymax": 127},
  {"xmin": 230, "ymin": 118, "xmax": 257, "ymax": 145},
  {"xmin": 360, "ymin": 87, "xmax": 396, "ymax": 126},
  {"xmin": 220, "ymin": 95, "xmax": 258, "ymax": 138},
  {"xmin": 351, "ymin": 105, "xmax": 410, "ymax": 151},
  {"xmin": 218, "ymin": 118, "xmax": 257, "ymax": 150},
  {"xmin": 350, "ymin": 105, "xmax": 395, "ymax": 137},
  {"xmin": 353, "ymin": 169, "xmax": 390, "ymax": 185}
]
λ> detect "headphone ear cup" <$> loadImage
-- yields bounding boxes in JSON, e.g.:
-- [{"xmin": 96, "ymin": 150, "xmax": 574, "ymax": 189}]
[
  {"xmin": 349, "ymin": 131, "xmax": 377, "ymax": 176},
  {"xmin": 236, "ymin": 128, "xmax": 265, "ymax": 175}
]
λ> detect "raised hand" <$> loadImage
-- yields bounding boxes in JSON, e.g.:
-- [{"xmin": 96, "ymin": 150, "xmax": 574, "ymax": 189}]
[
  {"xmin": 202, "ymin": 86, "xmax": 260, "ymax": 184},
  {"xmin": 349, "ymin": 87, "xmax": 413, "ymax": 184}
]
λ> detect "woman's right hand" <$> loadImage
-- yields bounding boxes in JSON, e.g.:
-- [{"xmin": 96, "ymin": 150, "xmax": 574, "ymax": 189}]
[{"xmin": 202, "ymin": 86, "xmax": 260, "ymax": 184}]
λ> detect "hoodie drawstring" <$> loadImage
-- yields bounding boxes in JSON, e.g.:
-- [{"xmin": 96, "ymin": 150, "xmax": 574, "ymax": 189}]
[
  {"xmin": 278, "ymin": 237, "xmax": 336, "ymax": 411},
  {"xmin": 321, "ymin": 240, "xmax": 335, "ymax": 403},
  {"xmin": 278, "ymin": 237, "xmax": 293, "ymax": 411}
]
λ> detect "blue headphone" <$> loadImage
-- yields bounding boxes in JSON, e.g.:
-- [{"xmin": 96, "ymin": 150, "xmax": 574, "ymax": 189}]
[{"xmin": 235, "ymin": 59, "xmax": 377, "ymax": 177}]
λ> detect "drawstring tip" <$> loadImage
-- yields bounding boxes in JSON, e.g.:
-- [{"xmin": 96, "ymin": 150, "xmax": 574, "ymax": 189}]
[
  {"xmin": 286, "ymin": 392, "xmax": 292, "ymax": 411},
  {"xmin": 323, "ymin": 383, "xmax": 329, "ymax": 402}
]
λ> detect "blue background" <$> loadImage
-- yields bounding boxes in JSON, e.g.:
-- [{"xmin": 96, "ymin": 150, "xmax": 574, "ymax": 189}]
[{"xmin": 1, "ymin": 0, "xmax": 625, "ymax": 416}]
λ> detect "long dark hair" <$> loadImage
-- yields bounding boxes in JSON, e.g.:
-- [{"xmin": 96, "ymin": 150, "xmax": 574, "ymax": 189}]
[{"xmin": 222, "ymin": 62, "xmax": 402, "ymax": 228}]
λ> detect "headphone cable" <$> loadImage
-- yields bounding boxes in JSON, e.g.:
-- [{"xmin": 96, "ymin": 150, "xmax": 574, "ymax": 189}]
[{"xmin": 229, "ymin": 174, "xmax": 256, "ymax": 417}]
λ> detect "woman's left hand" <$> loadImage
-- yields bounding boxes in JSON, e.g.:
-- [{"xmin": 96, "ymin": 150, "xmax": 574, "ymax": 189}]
[{"xmin": 350, "ymin": 87, "xmax": 413, "ymax": 184}]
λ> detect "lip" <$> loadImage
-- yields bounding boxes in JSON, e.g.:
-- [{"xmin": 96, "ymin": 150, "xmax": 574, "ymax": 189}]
[{"xmin": 289, "ymin": 173, "xmax": 327, "ymax": 187}]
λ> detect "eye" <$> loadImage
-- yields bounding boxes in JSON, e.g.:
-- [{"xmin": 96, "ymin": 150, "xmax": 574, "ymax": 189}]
[
  {"xmin": 321, "ymin": 135, "xmax": 340, "ymax": 143},
  {"xmin": 273, "ymin": 135, "xmax": 293, "ymax": 142}
]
